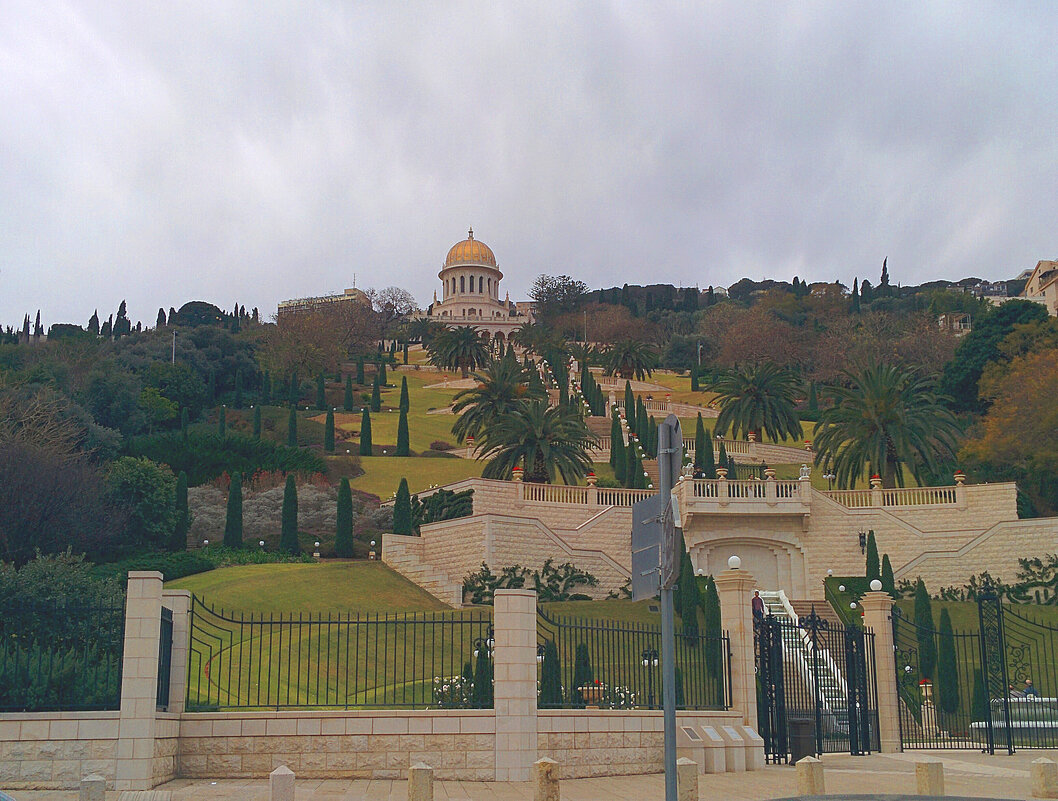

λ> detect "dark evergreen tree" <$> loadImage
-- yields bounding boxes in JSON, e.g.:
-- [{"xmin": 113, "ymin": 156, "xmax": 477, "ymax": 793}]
[
  {"xmin": 217, "ymin": 406, "xmax": 226, "ymax": 437},
  {"xmin": 679, "ymin": 547, "xmax": 700, "ymax": 641},
  {"xmin": 860, "ymin": 278, "xmax": 874, "ymax": 303},
  {"xmin": 253, "ymin": 404, "xmax": 262, "ymax": 438},
  {"xmin": 693, "ymin": 414, "xmax": 707, "ymax": 471},
  {"xmin": 170, "ymin": 471, "xmax": 189, "ymax": 551},
  {"xmin": 624, "ymin": 381, "xmax": 636, "ymax": 432},
  {"xmin": 690, "ymin": 368, "xmax": 699, "ymax": 392},
  {"xmin": 807, "ymin": 381, "xmax": 818, "ymax": 413},
  {"xmin": 701, "ymin": 424, "xmax": 717, "ymax": 479},
  {"xmin": 866, "ymin": 530, "xmax": 880, "ymax": 581},
  {"xmin": 472, "ymin": 646, "xmax": 493, "ymax": 708},
  {"xmin": 881, "ymin": 554, "xmax": 896, "ymax": 597},
  {"xmin": 399, "ymin": 377, "xmax": 410, "ymax": 414},
  {"xmin": 880, "ymin": 257, "xmax": 891, "ymax": 294},
  {"xmin": 914, "ymin": 579, "xmax": 937, "ymax": 680},
  {"xmin": 612, "ymin": 421, "xmax": 626, "ymax": 484},
  {"xmin": 609, "ymin": 413, "xmax": 622, "ymax": 469},
  {"xmin": 702, "ymin": 577, "xmax": 722, "ymax": 683},
  {"xmin": 371, "ymin": 375, "xmax": 382, "ymax": 412},
  {"xmin": 624, "ymin": 440, "xmax": 637, "ymax": 488},
  {"xmin": 570, "ymin": 642, "xmax": 594, "ymax": 708},
  {"xmin": 539, "ymin": 639, "xmax": 563, "ymax": 708},
  {"xmin": 356, "ymin": 359, "xmax": 365, "ymax": 385},
  {"xmin": 378, "ymin": 361, "xmax": 387, "ymax": 386},
  {"xmin": 335, "ymin": 477, "xmax": 354, "ymax": 558},
  {"xmin": 287, "ymin": 406, "xmax": 298, "ymax": 447},
  {"xmin": 223, "ymin": 472, "xmax": 243, "ymax": 548},
  {"xmin": 393, "ymin": 477, "xmax": 413, "ymax": 534},
  {"xmin": 324, "ymin": 409, "xmax": 335, "ymax": 453},
  {"xmin": 972, "ymin": 672, "xmax": 988, "ymax": 724},
  {"xmin": 851, "ymin": 277, "xmax": 861, "ymax": 313},
  {"xmin": 359, "ymin": 409, "xmax": 373, "ymax": 456},
  {"xmin": 396, "ymin": 407, "xmax": 410, "ymax": 456},
  {"xmin": 87, "ymin": 310, "xmax": 100, "ymax": 335},
  {"xmin": 100, "ymin": 314, "xmax": 112, "ymax": 338},
  {"xmin": 288, "ymin": 371, "xmax": 299, "ymax": 406},
  {"xmin": 717, "ymin": 440, "xmax": 729, "ymax": 474},
  {"xmin": 344, "ymin": 375, "xmax": 354, "ymax": 411},
  {"xmin": 403, "ymin": 342, "xmax": 409, "ymax": 364},
  {"xmin": 280, "ymin": 475, "xmax": 300, "ymax": 555},
  {"xmin": 157, "ymin": 308, "xmax": 167, "ymax": 328},
  {"xmin": 316, "ymin": 373, "xmax": 326, "ymax": 410},
  {"xmin": 937, "ymin": 608, "xmax": 959, "ymax": 717}
]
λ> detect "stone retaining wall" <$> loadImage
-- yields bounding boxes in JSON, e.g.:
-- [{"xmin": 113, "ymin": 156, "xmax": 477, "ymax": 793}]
[{"xmin": 0, "ymin": 712, "xmax": 118, "ymax": 790}]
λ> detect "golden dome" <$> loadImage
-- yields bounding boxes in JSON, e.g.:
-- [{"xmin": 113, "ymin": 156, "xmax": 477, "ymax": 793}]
[{"xmin": 445, "ymin": 228, "xmax": 497, "ymax": 268}]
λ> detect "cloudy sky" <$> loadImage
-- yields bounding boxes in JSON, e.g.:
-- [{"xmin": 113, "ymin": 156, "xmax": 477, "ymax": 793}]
[{"xmin": 3, "ymin": 2, "xmax": 1057, "ymax": 329}]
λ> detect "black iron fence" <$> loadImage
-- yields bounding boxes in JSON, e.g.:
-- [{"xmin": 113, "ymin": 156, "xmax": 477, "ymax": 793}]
[
  {"xmin": 186, "ymin": 596, "xmax": 493, "ymax": 710},
  {"xmin": 0, "ymin": 599, "xmax": 124, "ymax": 712},
  {"xmin": 536, "ymin": 609, "xmax": 731, "ymax": 710},
  {"xmin": 894, "ymin": 589, "xmax": 1058, "ymax": 752},
  {"xmin": 157, "ymin": 606, "xmax": 174, "ymax": 711}
]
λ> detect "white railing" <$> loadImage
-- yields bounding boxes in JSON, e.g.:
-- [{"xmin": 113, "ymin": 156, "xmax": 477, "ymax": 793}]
[
  {"xmin": 823, "ymin": 485, "xmax": 959, "ymax": 508},
  {"xmin": 595, "ymin": 487, "xmax": 655, "ymax": 506},
  {"xmin": 681, "ymin": 478, "xmax": 807, "ymax": 506},
  {"xmin": 521, "ymin": 484, "xmax": 589, "ymax": 505}
]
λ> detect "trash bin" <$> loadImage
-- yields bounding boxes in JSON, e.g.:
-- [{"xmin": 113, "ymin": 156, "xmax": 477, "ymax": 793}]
[{"xmin": 788, "ymin": 715, "xmax": 817, "ymax": 764}]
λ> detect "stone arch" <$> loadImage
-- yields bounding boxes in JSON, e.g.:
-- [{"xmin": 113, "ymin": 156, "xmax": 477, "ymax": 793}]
[{"xmin": 688, "ymin": 535, "xmax": 808, "ymax": 596}]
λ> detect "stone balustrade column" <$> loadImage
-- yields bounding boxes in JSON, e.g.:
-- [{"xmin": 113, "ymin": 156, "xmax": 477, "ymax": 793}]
[
  {"xmin": 493, "ymin": 589, "xmax": 538, "ymax": 781},
  {"xmin": 861, "ymin": 591, "xmax": 901, "ymax": 753},
  {"xmin": 714, "ymin": 565, "xmax": 757, "ymax": 727},
  {"xmin": 115, "ymin": 571, "xmax": 164, "ymax": 791}
]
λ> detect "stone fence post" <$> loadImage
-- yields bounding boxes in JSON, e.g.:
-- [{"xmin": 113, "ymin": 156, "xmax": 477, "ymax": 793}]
[
  {"xmin": 714, "ymin": 564, "xmax": 757, "ymax": 727},
  {"xmin": 861, "ymin": 591, "xmax": 901, "ymax": 753},
  {"xmin": 161, "ymin": 589, "xmax": 191, "ymax": 713},
  {"xmin": 115, "ymin": 571, "xmax": 163, "ymax": 791},
  {"xmin": 493, "ymin": 589, "xmax": 538, "ymax": 781}
]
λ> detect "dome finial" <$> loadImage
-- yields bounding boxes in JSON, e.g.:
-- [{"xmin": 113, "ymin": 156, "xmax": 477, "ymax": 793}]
[{"xmin": 468, "ymin": 227, "xmax": 474, "ymax": 240}]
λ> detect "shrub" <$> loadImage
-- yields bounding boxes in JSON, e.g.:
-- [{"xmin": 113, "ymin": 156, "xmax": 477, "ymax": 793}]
[
  {"xmin": 105, "ymin": 456, "xmax": 177, "ymax": 551},
  {"xmin": 429, "ymin": 440, "xmax": 456, "ymax": 451}
]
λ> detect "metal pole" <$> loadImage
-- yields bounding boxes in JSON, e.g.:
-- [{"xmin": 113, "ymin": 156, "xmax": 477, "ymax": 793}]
[{"xmin": 658, "ymin": 421, "xmax": 677, "ymax": 801}]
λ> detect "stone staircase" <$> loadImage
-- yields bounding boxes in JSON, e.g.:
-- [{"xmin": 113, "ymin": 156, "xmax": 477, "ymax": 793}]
[
  {"xmin": 789, "ymin": 600, "xmax": 844, "ymax": 629},
  {"xmin": 382, "ymin": 546, "xmax": 463, "ymax": 608},
  {"xmin": 586, "ymin": 416, "xmax": 613, "ymax": 437}
]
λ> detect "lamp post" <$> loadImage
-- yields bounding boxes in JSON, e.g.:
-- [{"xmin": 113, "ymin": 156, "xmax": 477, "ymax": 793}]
[
  {"xmin": 824, "ymin": 472, "xmax": 836, "ymax": 491},
  {"xmin": 858, "ymin": 530, "xmax": 867, "ymax": 554},
  {"xmin": 473, "ymin": 626, "xmax": 496, "ymax": 660},
  {"xmin": 641, "ymin": 647, "xmax": 660, "ymax": 708},
  {"xmin": 536, "ymin": 643, "xmax": 546, "ymax": 664}
]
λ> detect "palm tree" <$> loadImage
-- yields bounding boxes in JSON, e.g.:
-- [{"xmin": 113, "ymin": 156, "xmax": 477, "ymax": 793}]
[
  {"xmin": 478, "ymin": 400, "xmax": 597, "ymax": 484},
  {"xmin": 603, "ymin": 339, "xmax": 658, "ymax": 380},
  {"xmin": 706, "ymin": 363, "xmax": 803, "ymax": 442},
  {"xmin": 813, "ymin": 363, "xmax": 962, "ymax": 489},
  {"xmin": 427, "ymin": 325, "xmax": 490, "ymax": 378},
  {"xmin": 451, "ymin": 353, "xmax": 545, "ymax": 443},
  {"xmin": 404, "ymin": 317, "xmax": 440, "ymax": 345},
  {"xmin": 567, "ymin": 342, "xmax": 595, "ymax": 371}
]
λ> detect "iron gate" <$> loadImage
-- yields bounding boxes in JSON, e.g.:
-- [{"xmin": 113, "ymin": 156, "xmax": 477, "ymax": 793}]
[
  {"xmin": 895, "ymin": 587, "xmax": 1058, "ymax": 752},
  {"xmin": 755, "ymin": 609, "xmax": 879, "ymax": 763}
]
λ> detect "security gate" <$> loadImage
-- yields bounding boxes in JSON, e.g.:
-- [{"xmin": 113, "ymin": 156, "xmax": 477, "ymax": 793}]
[
  {"xmin": 895, "ymin": 586, "xmax": 1058, "ymax": 753},
  {"xmin": 755, "ymin": 610, "xmax": 879, "ymax": 763}
]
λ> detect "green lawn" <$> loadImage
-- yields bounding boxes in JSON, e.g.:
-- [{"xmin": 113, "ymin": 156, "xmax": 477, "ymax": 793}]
[{"xmin": 350, "ymin": 456, "xmax": 484, "ymax": 499}]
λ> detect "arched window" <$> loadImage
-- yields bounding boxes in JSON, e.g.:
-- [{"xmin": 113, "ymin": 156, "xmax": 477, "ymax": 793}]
[
  {"xmin": 479, "ymin": 276, "xmax": 484, "ymax": 293},
  {"xmin": 460, "ymin": 275, "xmax": 465, "ymax": 293},
  {"xmin": 488, "ymin": 278, "xmax": 491, "ymax": 295}
]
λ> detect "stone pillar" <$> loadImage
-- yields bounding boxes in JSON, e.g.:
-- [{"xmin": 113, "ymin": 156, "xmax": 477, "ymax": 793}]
[
  {"xmin": 796, "ymin": 756, "xmax": 825, "ymax": 795},
  {"xmin": 409, "ymin": 762, "xmax": 434, "ymax": 801},
  {"xmin": 714, "ymin": 566, "xmax": 757, "ymax": 726},
  {"xmin": 161, "ymin": 590, "xmax": 191, "ymax": 714},
  {"xmin": 79, "ymin": 774, "xmax": 105, "ymax": 801},
  {"xmin": 915, "ymin": 757, "xmax": 944, "ymax": 796},
  {"xmin": 534, "ymin": 757, "xmax": 559, "ymax": 801},
  {"xmin": 270, "ymin": 765, "xmax": 295, "ymax": 801},
  {"xmin": 861, "ymin": 591, "xmax": 901, "ymax": 753},
  {"xmin": 493, "ymin": 589, "xmax": 538, "ymax": 781},
  {"xmin": 676, "ymin": 757, "xmax": 698, "ymax": 801},
  {"xmin": 1032, "ymin": 757, "xmax": 1058, "ymax": 798},
  {"xmin": 115, "ymin": 571, "xmax": 163, "ymax": 791}
]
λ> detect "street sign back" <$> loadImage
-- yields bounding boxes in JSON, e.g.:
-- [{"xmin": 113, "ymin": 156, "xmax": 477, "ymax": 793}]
[{"xmin": 631, "ymin": 493, "xmax": 665, "ymax": 601}]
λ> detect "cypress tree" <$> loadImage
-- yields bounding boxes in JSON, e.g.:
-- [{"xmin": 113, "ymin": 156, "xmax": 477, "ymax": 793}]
[
  {"xmin": 396, "ymin": 407, "xmax": 410, "ymax": 456},
  {"xmin": 180, "ymin": 407, "xmax": 189, "ymax": 441},
  {"xmin": 624, "ymin": 440, "xmax": 637, "ymax": 488},
  {"xmin": 807, "ymin": 381, "xmax": 818, "ymax": 414},
  {"xmin": 539, "ymin": 640, "xmax": 563, "ymax": 708},
  {"xmin": 399, "ymin": 377, "xmax": 410, "ymax": 414},
  {"xmin": 702, "ymin": 425, "xmax": 717, "ymax": 479},
  {"xmin": 403, "ymin": 342, "xmax": 409, "ymax": 364},
  {"xmin": 393, "ymin": 477, "xmax": 413, "ymax": 534},
  {"xmin": 262, "ymin": 371, "xmax": 271, "ymax": 404},
  {"xmin": 280, "ymin": 475, "xmax": 300, "ymax": 555},
  {"xmin": 679, "ymin": 547, "xmax": 700, "ymax": 641},
  {"xmin": 223, "ymin": 472, "xmax": 243, "ymax": 548},
  {"xmin": 378, "ymin": 361, "xmax": 387, "ymax": 386},
  {"xmin": 881, "ymin": 554, "xmax": 896, "ymax": 596},
  {"xmin": 624, "ymin": 381, "xmax": 636, "ymax": 432},
  {"xmin": 702, "ymin": 577, "xmax": 722, "ymax": 683},
  {"xmin": 717, "ymin": 440, "xmax": 729, "ymax": 474},
  {"xmin": 472, "ymin": 647, "xmax": 493, "ymax": 708},
  {"xmin": 371, "ymin": 375, "xmax": 382, "ymax": 412},
  {"xmin": 170, "ymin": 471, "xmax": 189, "ymax": 551},
  {"xmin": 937, "ymin": 608, "xmax": 959, "ymax": 717},
  {"xmin": 866, "ymin": 530, "xmax": 880, "ymax": 580},
  {"xmin": 287, "ymin": 406, "xmax": 298, "ymax": 447},
  {"xmin": 335, "ymin": 477, "xmax": 354, "ymax": 558},
  {"xmin": 217, "ymin": 406, "xmax": 226, "ymax": 437},
  {"xmin": 690, "ymin": 367, "xmax": 699, "ymax": 392},
  {"xmin": 356, "ymin": 359, "xmax": 365, "ymax": 385},
  {"xmin": 324, "ymin": 409, "xmax": 335, "ymax": 452},
  {"xmin": 288, "ymin": 372, "xmax": 299, "ymax": 406},
  {"xmin": 613, "ymin": 421, "xmax": 627, "ymax": 483},
  {"xmin": 972, "ymin": 672, "xmax": 988, "ymax": 724},
  {"xmin": 359, "ymin": 409, "xmax": 373, "ymax": 456},
  {"xmin": 851, "ymin": 277, "xmax": 861, "ymax": 313},
  {"xmin": 570, "ymin": 642, "xmax": 594, "ymax": 708},
  {"xmin": 234, "ymin": 369, "xmax": 243, "ymax": 408},
  {"xmin": 316, "ymin": 373, "xmax": 326, "ymax": 410},
  {"xmin": 609, "ymin": 413, "xmax": 622, "ymax": 469},
  {"xmin": 636, "ymin": 397, "xmax": 648, "ymax": 442},
  {"xmin": 253, "ymin": 404, "xmax": 262, "ymax": 438},
  {"xmin": 344, "ymin": 375, "xmax": 354, "ymax": 411},
  {"xmin": 914, "ymin": 579, "xmax": 937, "ymax": 680}
]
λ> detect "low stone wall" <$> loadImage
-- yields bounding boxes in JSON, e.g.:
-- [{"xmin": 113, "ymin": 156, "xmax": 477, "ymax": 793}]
[
  {"xmin": 0, "ymin": 711, "xmax": 118, "ymax": 790},
  {"xmin": 176, "ymin": 710, "xmax": 496, "ymax": 781}
]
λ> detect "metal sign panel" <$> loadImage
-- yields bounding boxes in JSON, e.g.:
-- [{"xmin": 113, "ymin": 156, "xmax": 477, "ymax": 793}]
[
  {"xmin": 657, "ymin": 415, "xmax": 684, "ymax": 590},
  {"xmin": 631, "ymin": 493, "xmax": 665, "ymax": 601}
]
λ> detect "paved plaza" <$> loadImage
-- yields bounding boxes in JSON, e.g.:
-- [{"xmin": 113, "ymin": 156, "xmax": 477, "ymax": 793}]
[{"xmin": 6, "ymin": 750, "xmax": 1054, "ymax": 800}]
